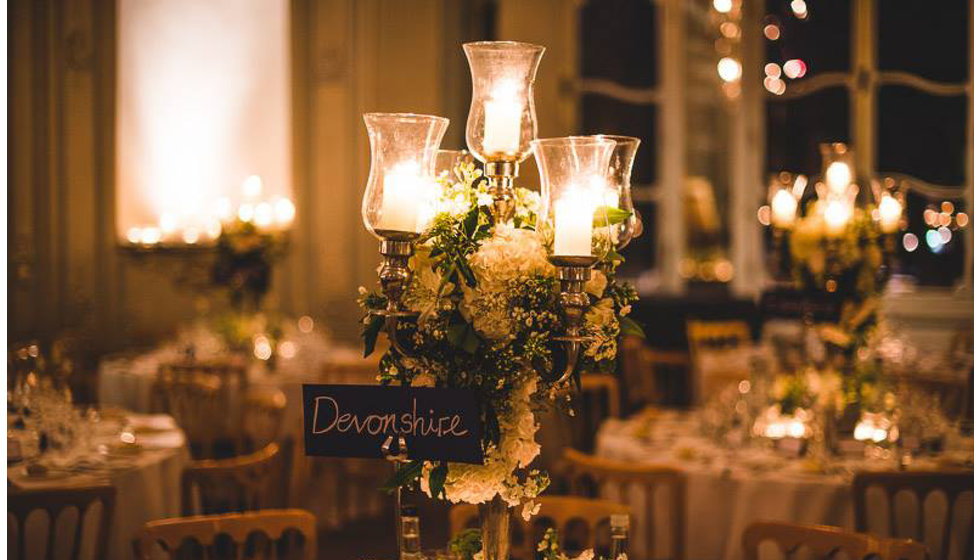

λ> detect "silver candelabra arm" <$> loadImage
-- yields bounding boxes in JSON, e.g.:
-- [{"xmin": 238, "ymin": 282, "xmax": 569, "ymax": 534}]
[
  {"xmin": 373, "ymin": 236, "xmax": 421, "ymax": 358},
  {"xmin": 550, "ymin": 256, "xmax": 597, "ymax": 385}
]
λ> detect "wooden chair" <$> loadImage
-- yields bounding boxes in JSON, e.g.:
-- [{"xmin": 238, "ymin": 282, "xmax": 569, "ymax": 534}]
[
  {"xmin": 620, "ymin": 335, "xmax": 692, "ymax": 409},
  {"xmin": 560, "ymin": 448, "xmax": 686, "ymax": 560},
  {"xmin": 7, "ymin": 484, "xmax": 116, "ymax": 560},
  {"xmin": 449, "ymin": 495, "xmax": 630, "ymax": 560},
  {"xmin": 157, "ymin": 359, "xmax": 250, "ymax": 458},
  {"xmin": 182, "ymin": 442, "xmax": 283, "ymax": 516},
  {"xmin": 136, "ymin": 509, "xmax": 317, "ymax": 560},
  {"xmin": 742, "ymin": 521, "xmax": 929, "ymax": 560},
  {"xmin": 854, "ymin": 470, "xmax": 973, "ymax": 560},
  {"xmin": 570, "ymin": 373, "xmax": 621, "ymax": 452},
  {"xmin": 686, "ymin": 319, "xmax": 752, "ymax": 403},
  {"xmin": 243, "ymin": 387, "xmax": 287, "ymax": 452}
]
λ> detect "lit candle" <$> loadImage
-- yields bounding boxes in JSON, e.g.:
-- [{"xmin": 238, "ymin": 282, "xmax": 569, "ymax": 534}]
[
  {"xmin": 823, "ymin": 199, "xmax": 850, "ymax": 237},
  {"xmin": 825, "ymin": 161, "xmax": 851, "ymax": 196},
  {"xmin": 378, "ymin": 162, "xmax": 422, "ymax": 233},
  {"xmin": 878, "ymin": 193, "xmax": 902, "ymax": 233},
  {"xmin": 483, "ymin": 82, "xmax": 522, "ymax": 155},
  {"xmin": 770, "ymin": 188, "xmax": 798, "ymax": 229},
  {"xmin": 554, "ymin": 190, "xmax": 594, "ymax": 257}
]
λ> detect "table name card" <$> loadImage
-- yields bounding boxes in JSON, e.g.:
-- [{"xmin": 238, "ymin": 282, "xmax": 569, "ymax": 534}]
[
  {"xmin": 302, "ymin": 384, "xmax": 483, "ymax": 464},
  {"xmin": 759, "ymin": 287, "xmax": 841, "ymax": 322}
]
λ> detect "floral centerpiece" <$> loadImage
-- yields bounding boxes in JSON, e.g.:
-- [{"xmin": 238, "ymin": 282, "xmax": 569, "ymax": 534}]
[
  {"xmin": 211, "ymin": 219, "xmax": 288, "ymax": 313},
  {"xmin": 788, "ymin": 203, "xmax": 885, "ymax": 354},
  {"xmin": 358, "ymin": 159, "xmax": 641, "ymax": 514}
]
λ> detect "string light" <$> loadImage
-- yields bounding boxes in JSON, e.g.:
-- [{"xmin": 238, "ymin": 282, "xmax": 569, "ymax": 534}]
[
  {"xmin": 713, "ymin": 0, "xmax": 733, "ymax": 14},
  {"xmin": 902, "ymin": 233, "xmax": 918, "ymax": 252},
  {"xmin": 717, "ymin": 57, "xmax": 742, "ymax": 82},
  {"xmin": 790, "ymin": 0, "xmax": 807, "ymax": 19},
  {"xmin": 764, "ymin": 63, "xmax": 782, "ymax": 78},
  {"xmin": 764, "ymin": 24, "xmax": 780, "ymax": 40},
  {"xmin": 783, "ymin": 59, "xmax": 807, "ymax": 79}
]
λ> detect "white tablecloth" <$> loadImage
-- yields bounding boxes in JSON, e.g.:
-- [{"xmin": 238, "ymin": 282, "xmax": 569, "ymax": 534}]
[
  {"xmin": 9, "ymin": 413, "xmax": 190, "ymax": 560},
  {"xmin": 97, "ymin": 341, "xmax": 382, "ymax": 529},
  {"xmin": 595, "ymin": 409, "xmax": 973, "ymax": 560}
]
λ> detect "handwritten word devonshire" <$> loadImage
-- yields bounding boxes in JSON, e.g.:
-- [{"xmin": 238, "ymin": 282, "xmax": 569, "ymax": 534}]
[{"xmin": 312, "ymin": 396, "xmax": 469, "ymax": 438}]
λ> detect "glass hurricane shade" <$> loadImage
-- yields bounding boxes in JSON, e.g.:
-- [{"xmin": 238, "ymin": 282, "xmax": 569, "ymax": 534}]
[
  {"xmin": 819, "ymin": 142, "xmax": 855, "ymax": 197},
  {"xmin": 600, "ymin": 135, "xmax": 642, "ymax": 251},
  {"xmin": 361, "ymin": 113, "xmax": 449, "ymax": 239},
  {"xmin": 532, "ymin": 136, "xmax": 617, "ymax": 259},
  {"xmin": 463, "ymin": 41, "xmax": 545, "ymax": 164}
]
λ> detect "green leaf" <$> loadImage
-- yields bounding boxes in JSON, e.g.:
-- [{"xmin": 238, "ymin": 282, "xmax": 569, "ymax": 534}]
[
  {"xmin": 463, "ymin": 205, "xmax": 480, "ymax": 237},
  {"xmin": 461, "ymin": 324, "xmax": 481, "ymax": 354},
  {"xmin": 428, "ymin": 462, "xmax": 448, "ymax": 499},
  {"xmin": 381, "ymin": 460, "xmax": 424, "ymax": 493},
  {"xmin": 361, "ymin": 315, "xmax": 385, "ymax": 357},
  {"xmin": 619, "ymin": 316, "xmax": 646, "ymax": 339},
  {"xmin": 594, "ymin": 206, "xmax": 631, "ymax": 227},
  {"xmin": 605, "ymin": 250, "xmax": 625, "ymax": 263},
  {"xmin": 458, "ymin": 259, "xmax": 477, "ymax": 287}
]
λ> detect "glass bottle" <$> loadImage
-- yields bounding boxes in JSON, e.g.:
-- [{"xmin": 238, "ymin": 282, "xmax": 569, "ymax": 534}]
[
  {"xmin": 399, "ymin": 504, "xmax": 423, "ymax": 560},
  {"xmin": 610, "ymin": 513, "xmax": 629, "ymax": 560}
]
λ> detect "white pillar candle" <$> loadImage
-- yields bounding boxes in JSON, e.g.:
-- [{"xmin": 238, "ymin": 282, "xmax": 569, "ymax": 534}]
[
  {"xmin": 378, "ymin": 163, "xmax": 421, "ymax": 233},
  {"xmin": 825, "ymin": 161, "xmax": 851, "ymax": 196},
  {"xmin": 554, "ymin": 193, "xmax": 594, "ymax": 257},
  {"xmin": 877, "ymin": 193, "xmax": 902, "ymax": 233},
  {"xmin": 770, "ymin": 188, "xmax": 798, "ymax": 229},
  {"xmin": 823, "ymin": 199, "xmax": 850, "ymax": 237},
  {"xmin": 483, "ymin": 84, "xmax": 522, "ymax": 155}
]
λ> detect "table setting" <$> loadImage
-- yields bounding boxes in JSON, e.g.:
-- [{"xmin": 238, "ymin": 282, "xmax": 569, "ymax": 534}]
[{"xmin": 8, "ymin": 375, "xmax": 190, "ymax": 560}]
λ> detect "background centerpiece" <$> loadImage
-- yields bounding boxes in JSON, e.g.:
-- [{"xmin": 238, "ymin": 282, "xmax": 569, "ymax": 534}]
[{"xmin": 356, "ymin": 41, "xmax": 642, "ymax": 560}]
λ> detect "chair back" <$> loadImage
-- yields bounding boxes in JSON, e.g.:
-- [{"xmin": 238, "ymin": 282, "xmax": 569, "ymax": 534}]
[
  {"xmin": 156, "ymin": 359, "xmax": 249, "ymax": 458},
  {"xmin": 8, "ymin": 484, "xmax": 116, "ymax": 560},
  {"xmin": 686, "ymin": 320, "xmax": 751, "ymax": 353},
  {"xmin": 449, "ymin": 496, "xmax": 629, "ymax": 560},
  {"xmin": 742, "ymin": 520, "xmax": 929, "ymax": 560},
  {"xmin": 561, "ymin": 448, "xmax": 685, "ymax": 560},
  {"xmin": 620, "ymin": 335, "xmax": 690, "ymax": 409},
  {"xmin": 182, "ymin": 442, "xmax": 282, "ymax": 516},
  {"xmin": 136, "ymin": 509, "xmax": 316, "ymax": 560},
  {"xmin": 243, "ymin": 387, "xmax": 287, "ymax": 452},
  {"xmin": 854, "ymin": 470, "xmax": 973, "ymax": 560},
  {"xmin": 571, "ymin": 374, "xmax": 621, "ymax": 452}
]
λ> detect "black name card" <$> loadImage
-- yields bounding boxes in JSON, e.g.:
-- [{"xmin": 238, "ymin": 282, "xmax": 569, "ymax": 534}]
[{"xmin": 302, "ymin": 384, "xmax": 483, "ymax": 464}]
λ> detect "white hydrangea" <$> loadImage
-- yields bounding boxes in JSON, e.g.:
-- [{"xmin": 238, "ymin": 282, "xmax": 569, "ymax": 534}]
[
  {"xmin": 421, "ymin": 378, "xmax": 543, "ymax": 506},
  {"xmin": 460, "ymin": 225, "xmax": 554, "ymax": 340}
]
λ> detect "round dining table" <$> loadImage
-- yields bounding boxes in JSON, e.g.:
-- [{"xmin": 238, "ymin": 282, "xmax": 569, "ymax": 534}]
[
  {"xmin": 595, "ymin": 408, "xmax": 973, "ymax": 560},
  {"xmin": 8, "ymin": 412, "xmax": 190, "ymax": 560}
]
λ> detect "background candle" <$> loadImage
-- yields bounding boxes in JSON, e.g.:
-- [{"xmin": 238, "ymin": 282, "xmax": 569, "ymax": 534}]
[
  {"xmin": 770, "ymin": 188, "xmax": 798, "ymax": 228},
  {"xmin": 825, "ymin": 161, "xmax": 851, "ymax": 195},
  {"xmin": 823, "ymin": 199, "xmax": 850, "ymax": 237},
  {"xmin": 877, "ymin": 193, "xmax": 902, "ymax": 233},
  {"xmin": 378, "ymin": 163, "xmax": 421, "ymax": 233},
  {"xmin": 554, "ymin": 193, "xmax": 594, "ymax": 256},
  {"xmin": 483, "ymin": 84, "xmax": 521, "ymax": 155}
]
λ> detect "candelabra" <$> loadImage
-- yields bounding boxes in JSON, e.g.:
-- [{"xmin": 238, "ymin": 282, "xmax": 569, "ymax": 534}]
[{"xmin": 359, "ymin": 42, "xmax": 635, "ymax": 384}]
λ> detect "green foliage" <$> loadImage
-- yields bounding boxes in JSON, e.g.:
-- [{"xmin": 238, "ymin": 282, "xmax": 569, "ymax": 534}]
[{"xmin": 449, "ymin": 529, "xmax": 482, "ymax": 560}]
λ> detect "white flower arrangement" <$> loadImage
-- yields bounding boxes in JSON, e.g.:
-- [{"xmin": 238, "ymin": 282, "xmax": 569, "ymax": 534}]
[{"xmin": 359, "ymin": 159, "xmax": 643, "ymax": 507}]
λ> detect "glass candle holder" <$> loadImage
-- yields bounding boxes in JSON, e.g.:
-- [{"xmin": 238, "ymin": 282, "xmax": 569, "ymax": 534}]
[
  {"xmin": 463, "ymin": 41, "xmax": 545, "ymax": 165},
  {"xmin": 872, "ymin": 178, "xmax": 905, "ymax": 234},
  {"xmin": 601, "ymin": 135, "xmax": 642, "ymax": 251},
  {"xmin": 820, "ymin": 142, "xmax": 855, "ymax": 197},
  {"xmin": 362, "ymin": 113, "xmax": 449, "ymax": 240},
  {"xmin": 768, "ymin": 174, "xmax": 799, "ymax": 230},
  {"xmin": 532, "ymin": 136, "xmax": 616, "ymax": 264}
]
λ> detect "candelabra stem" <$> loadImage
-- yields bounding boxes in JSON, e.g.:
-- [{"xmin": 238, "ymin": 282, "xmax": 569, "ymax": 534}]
[
  {"xmin": 376, "ymin": 236, "xmax": 421, "ymax": 357},
  {"xmin": 484, "ymin": 160, "xmax": 518, "ymax": 225},
  {"xmin": 549, "ymin": 256, "xmax": 597, "ymax": 384}
]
